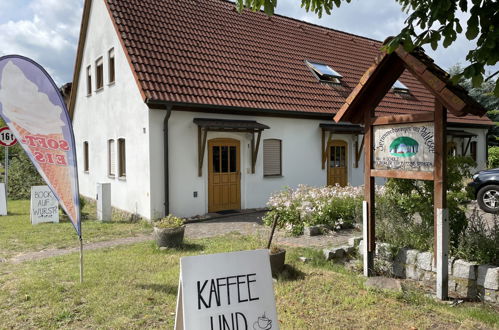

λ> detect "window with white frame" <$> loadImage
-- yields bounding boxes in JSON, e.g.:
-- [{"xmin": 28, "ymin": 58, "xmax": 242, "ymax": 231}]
[
  {"xmin": 86, "ymin": 66, "xmax": 92, "ymax": 95},
  {"xmin": 118, "ymin": 138, "xmax": 126, "ymax": 178},
  {"xmin": 108, "ymin": 48, "xmax": 115, "ymax": 84},
  {"xmin": 96, "ymin": 57, "xmax": 104, "ymax": 90},
  {"xmin": 263, "ymin": 139, "xmax": 282, "ymax": 176},
  {"xmin": 108, "ymin": 139, "xmax": 116, "ymax": 177},
  {"xmin": 83, "ymin": 141, "xmax": 89, "ymax": 172}
]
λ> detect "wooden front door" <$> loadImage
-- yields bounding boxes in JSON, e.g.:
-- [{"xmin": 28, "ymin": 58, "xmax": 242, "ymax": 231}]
[
  {"xmin": 208, "ymin": 139, "xmax": 241, "ymax": 212},
  {"xmin": 327, "ymin": 140, "xmax": 348, "ymax": 187}
]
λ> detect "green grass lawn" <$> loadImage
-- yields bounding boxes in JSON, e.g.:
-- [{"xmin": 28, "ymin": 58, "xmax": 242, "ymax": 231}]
[
  {"xmin": 0, "ymin": 200, "xmax": 152, "ymax": 259},
  {"xmin": 0, "ymin": 233, "xmax": 497, "ymax": 329}
]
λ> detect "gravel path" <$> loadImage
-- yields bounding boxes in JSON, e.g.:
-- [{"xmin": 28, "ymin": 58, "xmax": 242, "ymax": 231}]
[{"xmin": 6, "ymin": 211, "xmax": 361, "ymax": 264}]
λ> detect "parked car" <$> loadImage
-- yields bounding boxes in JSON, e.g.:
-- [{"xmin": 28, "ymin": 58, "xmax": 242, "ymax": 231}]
[{"xmin": 468, "ymin": 168, "xmax": 499, "ymax": 213}]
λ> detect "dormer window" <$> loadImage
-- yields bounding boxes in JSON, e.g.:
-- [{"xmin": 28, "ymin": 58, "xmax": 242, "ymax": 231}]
[
  {"xmin": 305, "ymin": 60, "xmax": 343, "ymax": 84},
  {"xmin": 393, "ymin": 80, "xmax": 410, "ymax": 94}
]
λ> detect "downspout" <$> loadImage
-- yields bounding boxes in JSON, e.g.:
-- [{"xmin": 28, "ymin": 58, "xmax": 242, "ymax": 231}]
[
  {"xmin": 164, "ymin": 106, "xmax": 172, "ymax": 216},
  {"xmin": 486, "ymin": 131, "xmax": 490, "ymax": 168}
]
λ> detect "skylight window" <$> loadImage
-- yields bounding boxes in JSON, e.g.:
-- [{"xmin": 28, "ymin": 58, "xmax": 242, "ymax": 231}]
[
  {"xmin": 305, "ymin": 60, "xmax": 343, "ymax": 84},
  {"xmin": 393, "ymin": 80, "xmax": 410, "ymax": 93}
]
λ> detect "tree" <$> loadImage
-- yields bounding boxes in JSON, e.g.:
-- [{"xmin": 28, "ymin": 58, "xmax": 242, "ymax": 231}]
[{"xmin": 236, "ymin": 0, "xmax": 499, "ymax": 96}]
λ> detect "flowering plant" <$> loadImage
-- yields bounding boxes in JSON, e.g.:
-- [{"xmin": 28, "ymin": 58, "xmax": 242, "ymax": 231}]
[
  {"xmin": 263, "ymin": 184, "xmax": 385, "ymax": 235},
  {"xmin": 154, "ymin": 214, "xmax": 184, "ymax": 229}
]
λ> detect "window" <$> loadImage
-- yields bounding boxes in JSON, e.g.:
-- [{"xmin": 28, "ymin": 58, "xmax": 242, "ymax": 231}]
[
  {"xmin": 83, "ymin": 141, "xmax": 89, "ymax": 172},
  {"xmin": 118, "ymin": 138, "xmax": 126, "ymax": 178},
  {"xmin": 108, "ymin": 139, "xmax": 115, "ymax": 177},
  {"xmin": 108, "ymin": 48, "xmax": 115, "ymax": 84},
  {"xmin": 305, "ymin": 60, "xmax": 342, "ymax": 84},
  {"xmin": 392, "ymin": 80, "xmax": 410, "ymax": 94},
  {"xmin": 96, "ymin": 57, "xmax": 104, "ymax": 90},
  {"xmin": 263, "ymin": 139, "xmax": 282, "ymax": 176},
  {"xmin": 470, "ymin": 141, "xmax": 477, "ymax": 162},
  {"xmin": 86, "ymin": 66, "xmax": 92, "ymax": 95}
]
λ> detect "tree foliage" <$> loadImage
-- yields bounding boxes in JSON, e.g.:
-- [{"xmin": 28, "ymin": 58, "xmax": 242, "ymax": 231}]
[{"xmin": 236, "ymin": 0, "xmax": 499, "ymax": 96}]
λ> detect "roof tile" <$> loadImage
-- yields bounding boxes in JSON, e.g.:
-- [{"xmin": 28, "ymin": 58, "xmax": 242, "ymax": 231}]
[{"xmin": 106, "ymin": 0, "xmax": 492, "ymax": 125}]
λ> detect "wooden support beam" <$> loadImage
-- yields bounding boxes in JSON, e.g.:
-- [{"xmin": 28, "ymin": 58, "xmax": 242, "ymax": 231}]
[
  {"xmin": 322, "ymin": 131, "xmax": 332, "ymax": 169},
  {"xmin": 355, "ymin": 135, "xmax": 365, "ymax": 168},
  {"xmin": 321, "ymin": 129, "xmax": 325, "ymax": 169},
  {"xmin": 371, "ymin": 169, "xmax": 434, "ymax": 181},
  {"xmin": 197, "ymin": 127, "xmax": 208, "ymax": 177},
  {"xmin": 364, "ymin": 109, "xmax": 375, "ymax": 276},
  {"xmin": 434, "ymin": 101, "xmax": 448, "ymax": 300},
  {"xmin": 463, "ymin": 137, "xmax": 472, "ymax": 156},
  {"xmin": 371, "ymin": 112, "xmax": 434, "ymax": 126},
  {"xmin": 251, "ymin": 130, "xmax": 262, "ymax": 174}
]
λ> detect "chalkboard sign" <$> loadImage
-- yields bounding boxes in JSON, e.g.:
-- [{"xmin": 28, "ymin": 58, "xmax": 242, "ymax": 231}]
[
  {"xmin": 30, "ymin": 185, "xmax": 59, "ymax": 224},
  {"xmin": 175, "ymin": 249, "xmax": 279, "ymax": 330}
]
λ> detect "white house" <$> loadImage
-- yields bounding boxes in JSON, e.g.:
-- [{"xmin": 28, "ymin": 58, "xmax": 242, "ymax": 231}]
[{"xmin": 70, "ymin": 0, "xmax": 492, "ymax": 219}]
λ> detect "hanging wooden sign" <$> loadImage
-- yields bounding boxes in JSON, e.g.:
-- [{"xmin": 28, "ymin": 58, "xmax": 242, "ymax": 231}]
[{"xmin": 374, "ymin": 122, "xmax": 435, "ymax": 172}]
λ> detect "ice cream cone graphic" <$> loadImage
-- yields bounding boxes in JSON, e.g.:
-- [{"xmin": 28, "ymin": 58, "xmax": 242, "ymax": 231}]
[{"xmin": 13, "ymin": 123, "xmax": 77, "ymax": 223}]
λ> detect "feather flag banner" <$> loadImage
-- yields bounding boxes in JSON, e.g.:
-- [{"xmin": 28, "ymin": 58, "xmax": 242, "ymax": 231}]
[{"xmin": 0, "ymin": 55, "xmax": 81, "ymax": 236}]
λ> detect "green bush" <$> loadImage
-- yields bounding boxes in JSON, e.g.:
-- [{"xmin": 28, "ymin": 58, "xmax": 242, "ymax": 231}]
[
  {"xmin": 8, "ymin": 148, "xmax": 44, "ymax": 199},
  {"xmin": 377, "ymin": 156, "xmax": 475, "ymax": 252},
  {"xmin": 488, "ymin": 146, "xmax": 499, "ymax": 168},
  {"xmin": 454, "ymin": 209, "xmax": 499, "ymax": 265}
]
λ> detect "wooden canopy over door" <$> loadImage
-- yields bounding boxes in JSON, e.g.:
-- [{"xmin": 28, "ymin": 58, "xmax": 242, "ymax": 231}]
[
  {"xmin": 327, "ymin": 140, "xmax": 348, "ymax": 186},
  {"xmin": 208, "ymin": 138, "xmax": 241, "ymax": 213}
]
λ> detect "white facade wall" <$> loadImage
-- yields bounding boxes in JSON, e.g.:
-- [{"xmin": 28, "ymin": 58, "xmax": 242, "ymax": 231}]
[
  {"xmin": 446, "ymin": 127, "xmax": 488, "ymax": 170},
  {"xmin": 149, "ymin": 110, "xmax": 365, "ymax": 218},
  {"xmin": 72, "ymin": 0, "xmax": 153, "ymax": 218}
]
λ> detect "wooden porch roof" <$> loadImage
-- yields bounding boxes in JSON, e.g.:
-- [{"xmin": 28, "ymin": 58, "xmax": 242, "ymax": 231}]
[{"xmin": 334, "ymin": 44, "xmax": 487, "ymax": 125}]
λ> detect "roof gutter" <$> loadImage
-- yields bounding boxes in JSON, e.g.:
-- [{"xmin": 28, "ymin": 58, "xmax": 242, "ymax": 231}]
[
  {"xmin": 163, "ymin": 105, "xmax": 172, "ymax": 216},
  {"xmin": 145, "ymin": 99, "xmax": 494, "ymax": 128}
]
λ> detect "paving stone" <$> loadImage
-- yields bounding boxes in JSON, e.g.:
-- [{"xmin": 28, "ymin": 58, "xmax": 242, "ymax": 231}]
[
  {"xmin": 348, "ymin": 236, "xmax": 362, "ymax": 247},
  {"xmin": 453, "ymin": 259, "xmax": 478, "ymax": 280},
  {"xmin": 477, "ymin": 265, "xmax": 499, "ymax": 290},
  {"xmin": 304, "ymin": 226, "xmax": 321, "ymax": 236},
  {"xmin": 365, "ymin": 277, "xmax": 403, "ymax": 292},
  {"xmin": 416, "ymin": 252, "xmax": 433, "ymax": 271},
  {"xmin": 394, "ymin": 248, "xmax": 418, "ymax": 265}
]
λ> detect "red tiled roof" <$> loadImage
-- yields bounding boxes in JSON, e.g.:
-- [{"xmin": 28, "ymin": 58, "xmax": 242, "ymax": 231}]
[{"xmin": 104, "ymin": 0, "xmax": 491, "ymax": 126}]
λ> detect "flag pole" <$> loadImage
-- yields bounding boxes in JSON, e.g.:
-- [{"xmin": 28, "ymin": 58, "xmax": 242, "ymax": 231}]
[{"xmin": 79, "ymin": 235, "xmax": 83, "ymax": 283}]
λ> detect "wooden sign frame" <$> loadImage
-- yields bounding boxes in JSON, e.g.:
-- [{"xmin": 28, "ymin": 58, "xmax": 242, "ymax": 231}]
[
  {"xmin": 334, "ymin": 44, "xmax": 487, "ymax": 300},
  {"xmin": 363, "ymin": 102, "xmax": 448, "ymax": 298}
]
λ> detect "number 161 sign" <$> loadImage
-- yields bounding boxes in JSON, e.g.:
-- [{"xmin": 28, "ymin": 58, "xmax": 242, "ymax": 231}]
[{"xmin": 0, "ymin": 127, "xmax": 17, "ymax": 147}]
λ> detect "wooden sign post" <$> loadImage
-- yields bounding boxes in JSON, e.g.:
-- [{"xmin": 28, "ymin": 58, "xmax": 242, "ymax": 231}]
[{"xmin": 334, "ymin": 44, "xmax": 486, "ymax": 300}]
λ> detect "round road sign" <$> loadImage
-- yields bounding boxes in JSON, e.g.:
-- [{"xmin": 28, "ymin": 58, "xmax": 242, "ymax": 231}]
[{"xmin": 0, "ymin": 127, "xmax": 17, "ymax": 147}]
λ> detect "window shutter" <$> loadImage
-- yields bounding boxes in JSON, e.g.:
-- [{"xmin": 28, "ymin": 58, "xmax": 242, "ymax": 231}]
[
  {"xmin": 108, "ymin": 139, "xmax": 116, "ymax": 176},
  {"xmin": 263, "ymin": 139, "xmax": 281, "ymax": 176}
]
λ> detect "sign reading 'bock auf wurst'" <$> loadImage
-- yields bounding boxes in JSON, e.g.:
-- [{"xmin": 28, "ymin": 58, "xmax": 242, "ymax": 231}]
[{"xmin": 374, "ymin": 122, "xmax": 435, "ymax": 172}]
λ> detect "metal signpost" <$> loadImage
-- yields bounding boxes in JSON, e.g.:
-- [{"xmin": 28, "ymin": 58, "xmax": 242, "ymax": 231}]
[{"xmin": 0, "ymin": 126, "xmax": 18, "ymax": 198}]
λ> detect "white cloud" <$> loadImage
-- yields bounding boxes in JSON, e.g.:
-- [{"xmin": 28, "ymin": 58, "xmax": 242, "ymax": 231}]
[{"xmin": 0, "ymin": 0, "xmax": 82, "ymax": 85}]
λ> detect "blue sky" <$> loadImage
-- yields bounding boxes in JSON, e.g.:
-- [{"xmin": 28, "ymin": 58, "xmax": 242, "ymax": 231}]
[{"xmin": 0, "ymin": 0, "xmax": 493, "ymax": 86}]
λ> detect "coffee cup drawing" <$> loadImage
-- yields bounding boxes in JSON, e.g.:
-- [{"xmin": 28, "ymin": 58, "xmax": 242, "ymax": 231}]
[{"xmin": 253, "ymin": 313, "xmax": 272, "ymax": 330}]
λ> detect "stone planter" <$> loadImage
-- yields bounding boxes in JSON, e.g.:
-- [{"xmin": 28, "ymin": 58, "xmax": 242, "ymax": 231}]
[
  {"xmin": 269, "ymin": 249, "xmax": 286, "ymax": 276},
  {"xmin": 154, "ymin": 225, "xmax": 185, "ymax": 248}
]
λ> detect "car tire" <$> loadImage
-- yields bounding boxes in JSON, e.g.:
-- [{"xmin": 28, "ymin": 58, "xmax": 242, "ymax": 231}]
[{"xmin": 477, "ymin": 185, "xmax": 499, "ymax": 213}]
